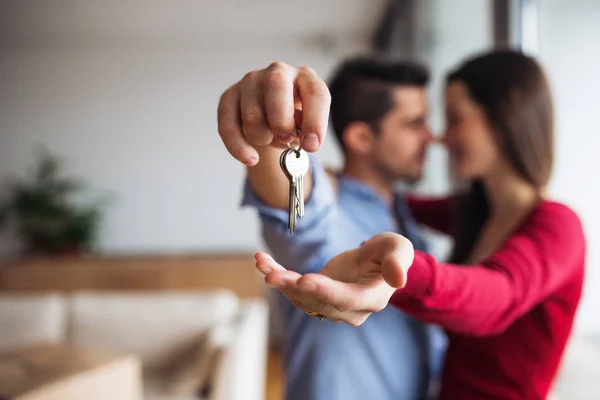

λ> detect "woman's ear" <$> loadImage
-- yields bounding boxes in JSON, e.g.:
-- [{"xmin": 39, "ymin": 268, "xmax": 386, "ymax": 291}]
[{"xmin": 343, "ymin": 121, "xmax": 376, "ymax": 155}]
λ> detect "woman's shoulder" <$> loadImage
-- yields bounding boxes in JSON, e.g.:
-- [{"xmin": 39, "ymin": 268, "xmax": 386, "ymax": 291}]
[
  {"xmin": 526, "ymin": 199, "xmax": 586, "ymax": 244},
  {"xmin": 532, "ymin": 200, "xmax": 582, "ymax": 226},
  {"xmin": 492, "ymin": 200, "xmax": 586, "ymax": 280}
]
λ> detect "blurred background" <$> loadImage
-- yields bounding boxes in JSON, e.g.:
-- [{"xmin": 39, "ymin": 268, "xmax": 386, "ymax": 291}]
[{"xmin": 0, "ymin": 1, "xmax": 598, "ymax": 399}]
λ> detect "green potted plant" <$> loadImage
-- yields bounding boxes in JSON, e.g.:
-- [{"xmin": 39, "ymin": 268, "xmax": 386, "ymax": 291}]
[{"xmin": 0, "ymin": 148, "xmax": 105, "ymax": 258}]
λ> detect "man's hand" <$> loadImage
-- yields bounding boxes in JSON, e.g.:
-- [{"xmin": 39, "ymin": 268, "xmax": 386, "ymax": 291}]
[
  {"xmin": 254, "ymin": 233, "xmax": 415, "ymax": 326},
  {"xmin": 217, "ymin": 62, "xmax": 331, "ymax": 167},
  {"xmin": 217, "ymin": 62, "xmax": 331, "ymax": 210}
]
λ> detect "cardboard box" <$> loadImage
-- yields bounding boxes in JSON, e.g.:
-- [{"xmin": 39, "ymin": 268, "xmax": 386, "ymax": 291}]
[{"xmin": 0, "ymin": 343, "xmax": 142, "ymax": 400}]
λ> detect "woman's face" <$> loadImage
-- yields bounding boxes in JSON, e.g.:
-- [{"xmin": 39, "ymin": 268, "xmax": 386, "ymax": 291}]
[{"xmin": 442, "ymin": 81, "xmax": 504, "ymax": 180}]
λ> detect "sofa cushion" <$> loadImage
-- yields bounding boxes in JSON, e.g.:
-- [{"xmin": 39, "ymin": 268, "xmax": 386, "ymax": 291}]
[
  {"xmin": 210, "ymin": 300, "xmax": 269, "ymax": 400},
  {"xmin": 0, "ymin": 293, "xmax": 67, "ymax": 351},
  {"xmin": 164, "ymin": 314, "xmax": 236, "ymax": 397},
  {"xmin": 67, "ymin": 290, "xmax": 239, "ymax": 370}
]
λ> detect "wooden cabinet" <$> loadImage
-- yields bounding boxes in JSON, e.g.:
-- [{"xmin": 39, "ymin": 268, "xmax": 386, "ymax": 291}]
[{"xmin": 0, "ymin": 253, "xmax": 265, "ymax": 299}]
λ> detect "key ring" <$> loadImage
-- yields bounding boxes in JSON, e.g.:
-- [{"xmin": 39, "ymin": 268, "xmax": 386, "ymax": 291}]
[
  {"xmin": 287, "ymin": 144, "xmax": 301, "ymax": 157},
  {"xmin": 286, "ymin": 129, "xmax": 302, "ymax": 157}
]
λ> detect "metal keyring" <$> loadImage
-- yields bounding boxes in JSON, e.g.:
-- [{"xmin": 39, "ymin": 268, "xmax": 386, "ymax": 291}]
[
  {"xmin": 286, "ymin": 141, "xmax": 301, "ymax": 157},
  {"xmin": 285, "ymin": 129, "xmax": 302, "ymax": 155}
]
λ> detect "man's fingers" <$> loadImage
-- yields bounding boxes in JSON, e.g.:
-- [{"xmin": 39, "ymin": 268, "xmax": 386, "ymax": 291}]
[
  {"xmin": 261, "ymin": 268, "xmax": 375, "ymax": 326},
  {"xmin": 263, "ymin": 270, "xmax": 329, "ymax": 313},
  {"xmin": 240, "ymin": 71, "xmax": 274, "ymax": 147},
  {"xmin": 380, "ymin": 246, "xmax": 412, "ymax": 288},
  {"xmin": 217, "ymin": 85, "xmax": 258, "ymax": 166},
  {"xmin": 264, "ymin": 270, "xmax": 302, "ymax": 288},
  {"xmin": 362, "ymin": 233, "xmax": 415, "ymax": 288},
  {"xmin": 254, "ymin": 252, "xmax": 274, "ymax": 263},
  {"xmin": 263, "ymin": 62, "xmax": 297, "ymax": 141},
  {"xmin": 217, "ymin": 62, "xmax": 329, "ymax": 162},
  {"xmin": 295, "ymin": 66, "xmax": 330, "ymax": 152},
  {"xmin": 254, "ymin": 252, "xmax": 286, "ymax": 275},
  {"xmin": 296, "ymin": 273, "xmax": 393, "ymax": 313}
]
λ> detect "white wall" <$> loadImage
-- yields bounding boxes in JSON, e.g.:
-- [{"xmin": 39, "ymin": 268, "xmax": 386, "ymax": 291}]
[
  {"xmin": 536, "ymin": 0, "xmax": 600, "ymax": 335},
  {"xmin": 417, "ymin": 0, "xmax": 493, "ymax": 194},
  {"xmin": 0, "ymin": 0, "xmax": 388, "ymax": 257}
]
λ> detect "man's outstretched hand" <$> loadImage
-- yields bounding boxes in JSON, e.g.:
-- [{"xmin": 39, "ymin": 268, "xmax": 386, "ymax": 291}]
[
  {"xmin": 254, "ymin": 233, "xmax": 415, "ymax": 326},
  {"xmin": 217, "ymin": 62, "xmax": 331, "ymax": 166},
  {"xmin": 216, "ymin": 62, "xmax": 330, "ymax": 210}
]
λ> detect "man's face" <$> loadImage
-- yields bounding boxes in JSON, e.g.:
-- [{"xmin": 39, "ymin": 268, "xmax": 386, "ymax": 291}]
[{"xmin": 370, "ymin": 86, "xmax": 433, "ymax": 183}]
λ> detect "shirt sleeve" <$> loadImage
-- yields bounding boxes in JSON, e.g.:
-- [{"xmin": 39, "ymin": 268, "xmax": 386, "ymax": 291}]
[
  {"xmin": 241, "ymin": 154, "xmax": 361, "ymax": 274},
  {"xmin": 390, "ymin": 203, "xmax": 585, "ymax": 336},
  {"xmin": 407, "ymin": 195, "xmax": 455, "ymax": 236}
]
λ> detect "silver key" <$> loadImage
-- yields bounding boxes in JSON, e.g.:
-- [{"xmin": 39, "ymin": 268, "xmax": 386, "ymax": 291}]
[
  {"xmin": 280, "ymin": 148, "xmax": 297, "ymax": 233},
  {"xmin": 288, "ymin": 170, "xmax": 298, "ymax": 233},
  {"xmin": 281, "ymin": 146, "xmax": 310, "ymax": 234}
]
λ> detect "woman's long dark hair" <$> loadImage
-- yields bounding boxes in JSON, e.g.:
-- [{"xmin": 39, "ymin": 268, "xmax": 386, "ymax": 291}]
[{"xmin": 447, "ymin": 50, "xmax": 555, "ymax": 264}]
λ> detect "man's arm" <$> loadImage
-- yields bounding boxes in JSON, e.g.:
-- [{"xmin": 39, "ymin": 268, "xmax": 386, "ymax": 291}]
[
  {"xmin": 242, "ymin": 153, "xmax": 355, "ymax": 275},
  {"xmin": 218, "ymin": 62, "xmax": 353, "ymax": 275}
]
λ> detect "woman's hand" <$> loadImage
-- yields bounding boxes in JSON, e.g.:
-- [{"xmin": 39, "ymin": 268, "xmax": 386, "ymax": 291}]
[{"xmin": 255, "ymin": 233, "xmax": 415, "ymax": 326}]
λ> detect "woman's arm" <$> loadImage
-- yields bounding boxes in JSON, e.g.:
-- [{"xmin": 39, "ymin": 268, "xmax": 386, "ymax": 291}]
[
  {"xmin": 407, "ymin": 195, "xmax": 455, "ymax": 236},
  {"xmin": 391, "ymin": 203, "xmax": 585, "ymax": 336}
]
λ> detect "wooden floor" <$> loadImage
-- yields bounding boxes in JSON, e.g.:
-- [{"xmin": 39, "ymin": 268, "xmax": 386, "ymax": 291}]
[{"xmin": 266, "ymin": 348, "xmax": 284, "ymax": 400}]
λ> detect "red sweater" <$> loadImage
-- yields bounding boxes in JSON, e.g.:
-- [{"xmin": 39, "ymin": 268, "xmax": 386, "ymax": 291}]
[{"xmin": 391, "ymin": 198, "xmax": 586, "ymax": 400}]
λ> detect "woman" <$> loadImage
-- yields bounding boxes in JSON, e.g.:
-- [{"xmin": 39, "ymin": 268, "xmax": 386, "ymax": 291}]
[{"xmin": 255, "ymin": 50, "xmax": 586, "ymax": 400}]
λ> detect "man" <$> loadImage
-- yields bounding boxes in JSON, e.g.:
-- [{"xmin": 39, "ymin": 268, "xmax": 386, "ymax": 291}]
[{"xmin": 218, "ymin": 57, "xmax": 446, "ymax": 400}]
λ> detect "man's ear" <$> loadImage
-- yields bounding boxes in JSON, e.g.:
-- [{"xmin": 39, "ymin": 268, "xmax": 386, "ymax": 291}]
[{"xmin": 342, "ymin": 121, "xmax": 376, "ymax": 155}]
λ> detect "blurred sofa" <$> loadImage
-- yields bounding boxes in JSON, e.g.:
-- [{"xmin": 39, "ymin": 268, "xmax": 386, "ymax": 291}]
[{"xmin": 0, "ymin": 290, "xmax": 269, "ymax": 400}]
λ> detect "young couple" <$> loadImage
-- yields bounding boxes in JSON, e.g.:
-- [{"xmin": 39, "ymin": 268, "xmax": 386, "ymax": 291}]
[{"xmin": 217, "ymin": 49, "xmax": 585, "ymax": 400}]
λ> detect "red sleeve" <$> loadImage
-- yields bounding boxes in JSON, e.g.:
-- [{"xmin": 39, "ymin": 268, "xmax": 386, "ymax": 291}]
[
  {"xmin": 407, "ymin": 195, "xmax": 455, "ymax": 236},
  {"xmin": 390, "ymin": 202, "xmax": 585, "ymax": 336}
]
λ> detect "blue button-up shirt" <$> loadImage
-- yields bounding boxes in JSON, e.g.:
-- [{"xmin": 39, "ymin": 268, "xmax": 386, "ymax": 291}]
[{"xmin": 242, "ymin": 154, "xmax": 446, "ymax": 400}]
